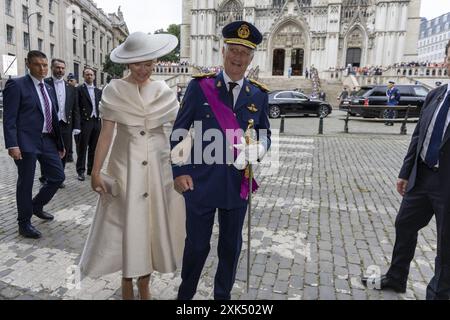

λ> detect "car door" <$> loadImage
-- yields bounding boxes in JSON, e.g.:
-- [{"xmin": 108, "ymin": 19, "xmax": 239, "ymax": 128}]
[
  {"xmin": 292, "ymin": 91, "xmax": 312, "ymax": 113},
  {"xmin": 275, "ymin": 91, "xmax": 296, "ymax": 114},
  {"xmin": 398, "ymin": 86, "xmax": 415, "ymax": 106},
  {"xmin": 368, "ymin": 86, "xmax": 387, "ymax": 106}
]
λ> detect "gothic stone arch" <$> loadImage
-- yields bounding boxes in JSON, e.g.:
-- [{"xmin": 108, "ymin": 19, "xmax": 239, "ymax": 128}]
[
  {"xmin": 268, "ymin": 18, "xmax": 310, "ymax": 77},
  {"xmin": 343, "ymin": 24, "xmax": 368, "ymax": 68}
]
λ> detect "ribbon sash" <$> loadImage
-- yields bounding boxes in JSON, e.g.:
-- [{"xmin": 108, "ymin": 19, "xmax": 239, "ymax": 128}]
[{"xmin": 198, "ymin": 78, "xmax": 258, "ymax": 200}]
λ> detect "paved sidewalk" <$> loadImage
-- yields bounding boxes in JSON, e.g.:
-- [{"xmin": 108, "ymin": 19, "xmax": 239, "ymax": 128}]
[{"xmin": 0, "ymin": 117, "xmax": 436, "ymax": 300}]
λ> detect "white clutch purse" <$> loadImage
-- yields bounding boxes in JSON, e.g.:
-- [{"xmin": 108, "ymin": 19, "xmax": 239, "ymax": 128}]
[
  {"xmin": 100, "ymin": 172, "xmax": 120, "ymax": 197},
  {"xmin": 171, "ymin": 130, "xmax": 193, "ymax": 165}
]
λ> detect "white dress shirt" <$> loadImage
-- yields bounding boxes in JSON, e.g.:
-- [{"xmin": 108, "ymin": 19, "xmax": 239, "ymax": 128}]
[
  {"xmin": 53, "ymin": 76, "xmax": 67, "ymax": 122},
  {"xmin": 223, "ymin": 71, "xmax": 244, "ymax": 108},
  {"xmin": 420, "ymin": 84, "xmax": 450, "ymax": 167},
  {"xmin": 30, "ymin": 74, "xmax": 53, "ymax": 133},
  {"xmin": 86, "ymin": 84, "xmax": 97, "ymax": 118}
]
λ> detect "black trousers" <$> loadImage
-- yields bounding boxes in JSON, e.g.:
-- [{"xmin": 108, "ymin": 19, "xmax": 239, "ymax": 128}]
[
  {"xmin": 59, "ymin": 121, "xmax": 72, "ymax": 168},
  {"xmin": 387, "ymin": 161, "xmax": 450, "ymax": 300},
  {"xmin": 76, "ymin": 117, "xmax": 101, "ymax": 175}
]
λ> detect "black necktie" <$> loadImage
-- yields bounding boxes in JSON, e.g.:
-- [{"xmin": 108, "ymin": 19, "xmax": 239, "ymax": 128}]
[
  {"xmin": 228, "ymin": 82, "xmax": 238, "ymax": 109},
  {"xmin": 425, "ymin": 93, "xmax": 450, "ymax": 168}
]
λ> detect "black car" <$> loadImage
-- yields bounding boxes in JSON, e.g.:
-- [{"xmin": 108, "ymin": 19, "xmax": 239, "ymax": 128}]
[
  {"xmin": 339, "ymin": 84, "xmax": 430, "ymax": 118},
  {"xmin": 268, "ymin": 90, "xmax": 332, "ymax": 118}
]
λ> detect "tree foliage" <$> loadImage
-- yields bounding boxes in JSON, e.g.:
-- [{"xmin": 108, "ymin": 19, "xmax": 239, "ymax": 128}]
[
  {"xmin": 102, "ymin": 53, "xmax": 126, "ymax": 81},
  {"xmin": 154, "ymin": 24, "xmax": 180, "ymax": 62}
]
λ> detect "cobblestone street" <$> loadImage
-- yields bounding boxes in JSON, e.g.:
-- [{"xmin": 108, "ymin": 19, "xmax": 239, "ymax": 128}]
[{"xmin": 0, "ymin": 112, "xmax": 437, "ymax": 300}]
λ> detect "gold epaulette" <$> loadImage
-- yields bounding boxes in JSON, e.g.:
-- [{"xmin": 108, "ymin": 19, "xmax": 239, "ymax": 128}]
[
  {"xmin": 192, "ymin": 72, "xmax": 217, "ymax": 79},
  {"xmin": 248, "ymin": 78, "xmax": 270, "ymax": 92}
]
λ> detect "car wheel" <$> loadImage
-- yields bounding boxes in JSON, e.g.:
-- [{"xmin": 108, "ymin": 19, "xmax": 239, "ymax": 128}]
[
  {"xmin": 269, "ymin": 105, "xmax": 281, "ymax": 118},
  {"xmin": 318, "ymin": 105, "xmax": 330, "ymax": 117},
  {"xmin": 380, "ymin": 109, "xmax": 398, "ymax": 119}
]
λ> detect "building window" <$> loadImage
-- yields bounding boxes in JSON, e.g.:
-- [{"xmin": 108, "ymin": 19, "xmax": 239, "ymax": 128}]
[
  {"xmin": 38, "ymin": 38, "xmax": 43, "ymax": 51},
  {"xmin": 83, "ymin": 24, "xmax": 87, "ymax": 39},
  {"xmin": 6, "ymin": 25, "xmax": 14, "ymax": 44},
  {"xmin": 72, "ymin": 11, "xmax": 77, "ymax": 34},
  {"xmin": 100, "ymin": 53, "xmax": 103, "ymax": 65},
  {"xmin": 73, "ymin": 39, "xmax": 77, "ymax": 55},
  {"xmin": 92, "ymin": 49, "xmax": 95, "ymax": 63},
  {"xmin": 23, "ymin": 5, "xmax": 29, "ymax": 24},
  {"xmin": 49, "ymin": 21, "xmax": 54, "ymax": 36},
  {"xmin": 36, "ymin": 0, "xmax": 41, "ymax": 6},
  {"xmin": 49, "ymin": 0, "xmax": 54, "ymax": 13},
  {"xmin": 92, "ymin": 30, "xmax": 96, "ymax": 47},
  {"xmin": 74, "ymin": 62, "xmax": 80, "ymax": 82},
  {"xmin": 37, "ymin": 13, "xmax": 42, "ymax": 30},
  {"xmin": 107, "ymin": 39, "xmax": 111, "ymax": 52},
  {"xmin": 100, "ymin": 35, "xmax": 104, "ymax": 50},
  {"xmin": 23, "ymin": 32, "xmax": 30, "ymax": 50},
  {"xmin": 5, "ymin": 0, "xmax": 13, "ymax": 16},
  {"xmin": 83, "ymin": 44, "xmax": 87, "ymax": 60},
  {"xmin": 50, "ymin": 43, "xmax": 55, "ymax": 58},
  {"xmin": 101, "ymin": 72, "xmax": 104, "ymax": 85}
]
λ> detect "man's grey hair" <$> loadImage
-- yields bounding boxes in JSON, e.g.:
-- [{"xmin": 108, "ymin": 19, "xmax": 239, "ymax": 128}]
[{"xmin": 223, "ymin": 43, "xmax": 255, "ymax": 58}]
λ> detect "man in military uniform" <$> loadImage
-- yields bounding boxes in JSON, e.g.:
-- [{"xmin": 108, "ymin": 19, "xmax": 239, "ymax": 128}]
[
  {"xmin": 170, "ymin": 21, "xmax": 271, "ymax": 300},
  {"xmin": 385, "ymin": 80, "xmax": 401, "ymax": 126}
]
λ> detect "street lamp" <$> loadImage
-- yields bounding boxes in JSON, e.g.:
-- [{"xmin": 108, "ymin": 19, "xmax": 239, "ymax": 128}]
[{"xmin": 27, "ymin": 11, "xmax": 41, "ymax": 51}]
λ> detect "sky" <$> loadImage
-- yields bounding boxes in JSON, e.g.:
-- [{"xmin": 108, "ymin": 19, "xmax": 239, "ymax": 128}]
[
  {"xmin": 93, "ymin": 0, "xmax": 182, "ymax": 34},
  {"xmin": 420, "ymin": 0, "xmax": 450, "ymax": 20},
  {"xmin": 92, "ymin": 0, "xmax": 450, "ymax": 34}
]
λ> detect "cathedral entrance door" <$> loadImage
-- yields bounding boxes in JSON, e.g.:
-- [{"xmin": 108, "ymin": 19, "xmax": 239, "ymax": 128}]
[
  {"xmin": 346, "ymin": 48, "xmax": 362, "ymax": 67},
  {"xmin": 291, "ymin": 49, "xmax": 304, "ymax": 76},
  {"xmin": 273, "ymin": 49, "xmax": 285, "ymax": 76}
]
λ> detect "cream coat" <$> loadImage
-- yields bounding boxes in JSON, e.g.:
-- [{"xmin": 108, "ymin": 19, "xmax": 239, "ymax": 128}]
[{"xmin": 79, "ymin": 79, "xmax": 186, "ymax": 278}]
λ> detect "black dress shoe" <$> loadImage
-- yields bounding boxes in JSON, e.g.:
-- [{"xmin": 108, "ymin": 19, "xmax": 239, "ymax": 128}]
[
  {"xmin": 361, "ymin": 275, "xmax": 407, "ymax": 293},
  {"xmin": 66, "ymin": 156, "xmax": 74, "ymax": 163},
  {"xmin": 33, "ymin": 211, "xmax": 54, "ymax": 221},
  {"xmin": 77, "ymin": 174, "xmax": 85, "ymax": 181},
  {"xmin": 19, "ymin": 224, "xmax": 42, "ymax": 239},
  {"xmin": 59, "ymin": 183, "xmax": 66, "ymax": 189}
]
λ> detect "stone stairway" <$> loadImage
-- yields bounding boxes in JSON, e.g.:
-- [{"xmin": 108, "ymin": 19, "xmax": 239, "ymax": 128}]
[
  {"xmin": 258, "ymin": 77, "xmax": 313, "ymax": 94},
  {"xmin": 320, "ymin": 80, "xmax": 345, "ymax": 108}
]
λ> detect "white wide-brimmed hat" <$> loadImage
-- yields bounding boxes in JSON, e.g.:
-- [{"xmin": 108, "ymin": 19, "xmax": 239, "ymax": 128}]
[{"xmin": 110, "ymin": 32, "xmax": 178, "ymax": 64}]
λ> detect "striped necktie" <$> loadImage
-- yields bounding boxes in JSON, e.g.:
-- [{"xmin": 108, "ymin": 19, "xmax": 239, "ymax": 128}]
[{"xmin": 38, "ymin": 83, "xmax": 54, "ymax": 134}]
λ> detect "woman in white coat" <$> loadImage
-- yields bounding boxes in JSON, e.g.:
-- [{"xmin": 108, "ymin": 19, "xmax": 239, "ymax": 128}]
[{"xmin": 79, "ymin": 32, "xmax": 186, "ymax": 300}]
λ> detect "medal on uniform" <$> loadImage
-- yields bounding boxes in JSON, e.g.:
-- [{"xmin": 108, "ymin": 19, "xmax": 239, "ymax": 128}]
[{"xmin": 247, "ymin": 104, "xmax": 258, "ymax": 113}]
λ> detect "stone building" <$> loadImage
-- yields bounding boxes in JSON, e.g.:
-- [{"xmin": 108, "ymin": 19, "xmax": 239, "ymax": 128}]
[
  {"xmin": 0, "ymin": 0, "xmax": 128, "ymax": 86},
  {"xmin": 180, "ymin": 0, "xmax": 421, "ymax": 77}
]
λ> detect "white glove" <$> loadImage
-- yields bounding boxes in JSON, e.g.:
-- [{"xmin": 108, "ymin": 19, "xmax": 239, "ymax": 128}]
[
  {"xmin": 233, "ymin": 137, "xmax": 266, "ymax": 170},
  {"xmin": 73, "ymin": 129, "xmax": 81, "ymax": 135}
]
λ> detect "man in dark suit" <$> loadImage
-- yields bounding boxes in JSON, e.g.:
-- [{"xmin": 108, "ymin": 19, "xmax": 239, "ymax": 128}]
[
  {"xmin": 76, "ymin": 68, "xmax": 101, "ymax": 181},
  {"xmin": 3, "ymin": 51, "xmax": 65, "ymax": 239},
  {"xmin": 41, "ymin": 59, "xmax": 80, "ymax": 187},
  {"xmin": 363, "ymin": 41, "xmax": 450, "ymax": 300}
]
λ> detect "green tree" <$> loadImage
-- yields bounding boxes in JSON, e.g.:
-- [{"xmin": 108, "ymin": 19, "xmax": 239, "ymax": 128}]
[
  {"xmin": 154, "ymin": 24, "xmax": 180, "ymax": 62},
  {"xmin": 103, "ymin": 53, "xmax": 126, "ymax": 82}
]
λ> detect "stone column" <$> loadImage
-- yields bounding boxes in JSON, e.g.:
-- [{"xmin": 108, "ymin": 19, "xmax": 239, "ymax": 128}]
[{"xmin": 180, "ymin": 0, "xmax": 193, "ymax": 62}]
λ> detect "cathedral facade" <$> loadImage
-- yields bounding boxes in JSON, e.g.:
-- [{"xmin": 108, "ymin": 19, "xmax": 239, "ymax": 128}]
[{"xmin": 180, "ymin": 0, "xmax": 422, "ymax": 77}]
